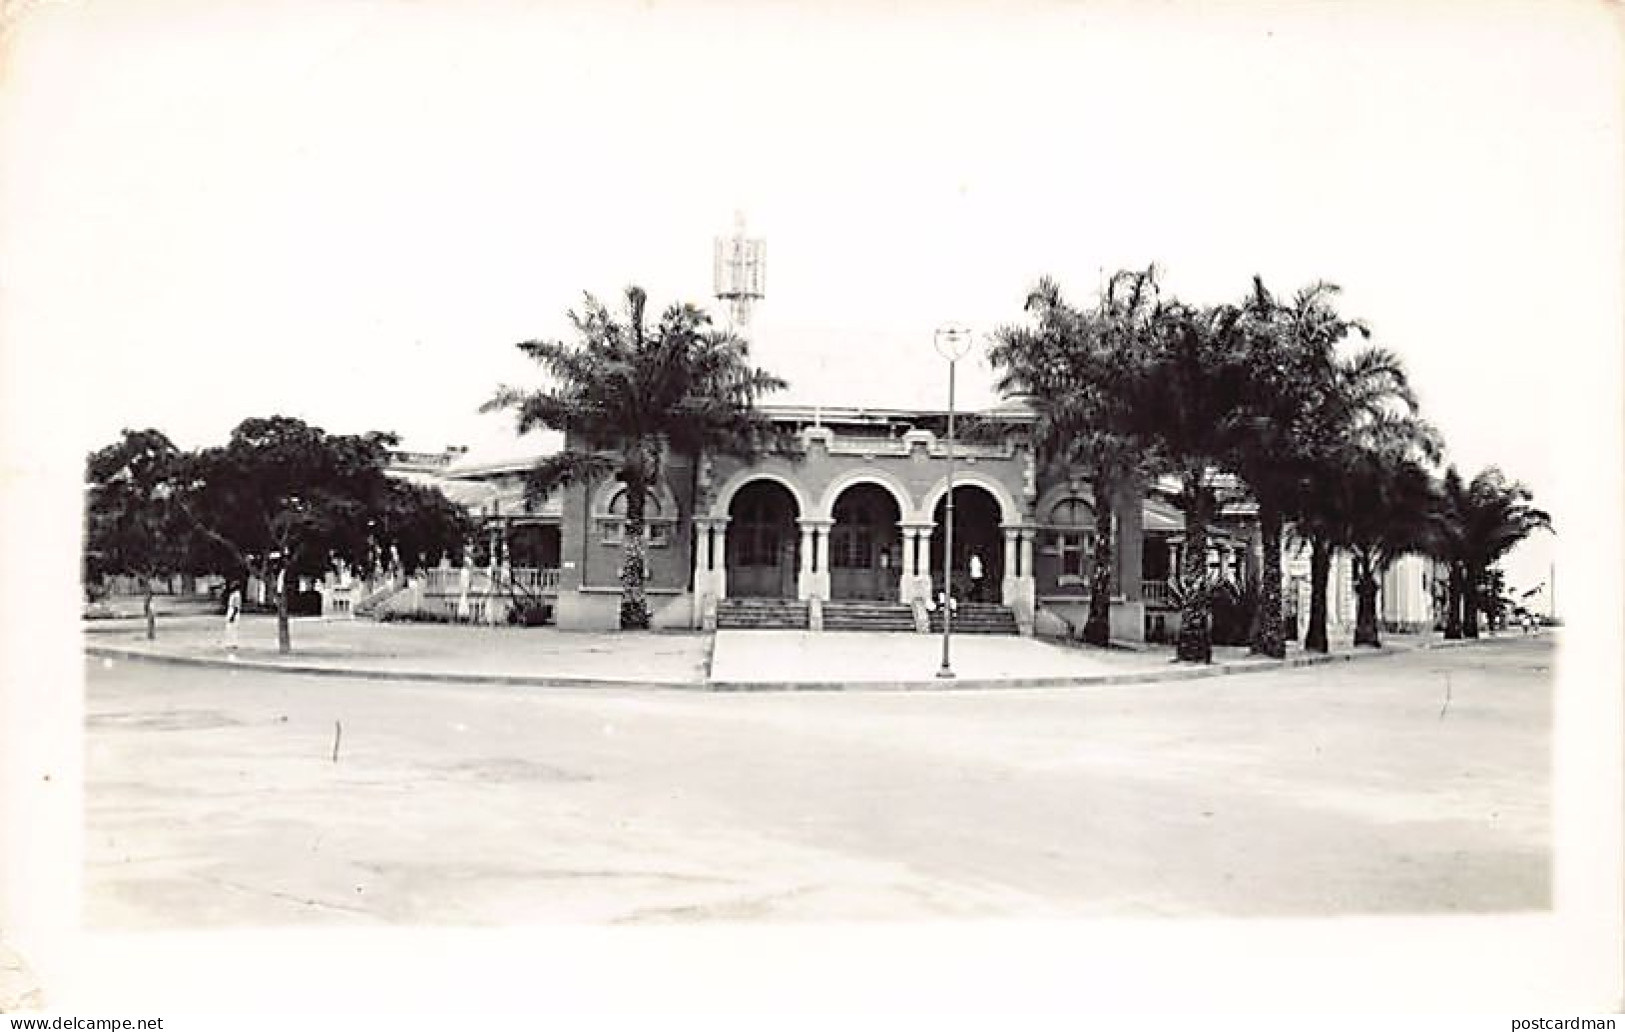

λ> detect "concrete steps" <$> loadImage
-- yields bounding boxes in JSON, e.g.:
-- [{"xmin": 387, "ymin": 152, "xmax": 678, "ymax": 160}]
[
  {"xmin": 716, "ymin": 598, "xmax": 1014, "ymax": 634},
  {"xmin": 716, "ymin": 598, "xmax": 809, "ymax": 630},
  {"xmin": 928, "ymin": 602, "xmax": 1020, "ymax": 635},
  {"xmin": 822, "ymin": 600, "xmax": 917, "ymax": 632}
]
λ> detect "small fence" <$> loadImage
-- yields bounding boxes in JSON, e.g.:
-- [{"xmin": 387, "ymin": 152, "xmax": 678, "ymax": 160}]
[
  {"xmin": 324, "ymin": 567, "xmax": 559, "ymax": 621},
  {"xmin": 420, "ymin": 567, "xmax": 559, "ymax": 595}
]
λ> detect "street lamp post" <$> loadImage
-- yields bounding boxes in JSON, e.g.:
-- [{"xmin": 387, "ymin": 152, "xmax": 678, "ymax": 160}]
[{"xmin": 934, "ymin": 324, "xmax": 974, "ymax": 679}]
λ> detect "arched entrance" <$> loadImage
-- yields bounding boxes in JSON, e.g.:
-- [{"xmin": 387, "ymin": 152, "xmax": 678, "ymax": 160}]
[
  {"xmin": 929, "ymin": 484, "xmax": 1004, "ymax": 602},
  {"xmin": 829, "ymin": 483, "xmax": 902, "ymax": 601},
  {"xmin": 726, "ymin": 480, "xmax": 800, "ymax": 598}
]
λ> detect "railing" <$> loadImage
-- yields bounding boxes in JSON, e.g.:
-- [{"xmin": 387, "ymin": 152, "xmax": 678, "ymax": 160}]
[
  {"xmin": 509, "ymin": 567, "xmax": 561, "ymax": 592},
  {"xmin": 1141, "ymin": 580, "xmax": 1172, "ymax": 606},
  {"xmin": 353, "ymin": 576, "xmax": 406, "ymax": 614},
  {"xmin": 423, "ymin": 568, "xmax": 466, "ymax": 593},
  {"xmin": 420, "ymin": 567, "xmax": 560, "ymax": 596}
]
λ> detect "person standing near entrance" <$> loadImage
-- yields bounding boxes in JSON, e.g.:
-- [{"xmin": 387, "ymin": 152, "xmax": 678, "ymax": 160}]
[
  {"xmin": 223, "ymin": 584, "xmax": 242, "ymax": 652},
  {"xmin": 968, "ymin": 551, "xmax": 984, "ymax": 602}
]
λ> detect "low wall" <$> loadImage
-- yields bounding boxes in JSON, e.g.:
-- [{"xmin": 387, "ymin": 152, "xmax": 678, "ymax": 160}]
[
  {"xmin": 1034, "ymin": 599, "xmax": 1147, "ymax": 643},
  {"xmin": 555, "ymin": 588, "xmax": 694, "ymax": 630}
]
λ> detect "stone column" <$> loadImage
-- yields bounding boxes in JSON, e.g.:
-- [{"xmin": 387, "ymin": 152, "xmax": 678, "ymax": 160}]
[
  {"xmin": 898, "ymin": 526, "xmax": 920, "ymax": 604},
  {"xmin": 691, "ymin": 516, "xmax": 730, "ymax": 628},
  {"xmin": 1001, "ymin": 527, "xmax": 1019, "ymax": 605},
  {"xmin": 808, "ymin": 518, "xmax": 833, "ymax": 601},
  {"xmin": 496, "ymin": 520, "xmax": 512, "ymax": 626},
  {"xmin": 690, "ymin": 520, "xmax": 710, "ymax": 622},
  {"xmin": 912, "ymin": 524, "xmax": 935, "ymax": 605},
  {"xmin": 457, "ymin": 543, "xmax": 473, "ymax": 620},
  {"xmin": 714, "ymin": 522, "xmax": 729, "ymax": 602},
  {"xmin": 797, "ymin": 520, "xmax": 817, "ymax": 601},
  {"xmin": 1001, "ymin": 524, "xmax": 1038, "ymax": 635}
]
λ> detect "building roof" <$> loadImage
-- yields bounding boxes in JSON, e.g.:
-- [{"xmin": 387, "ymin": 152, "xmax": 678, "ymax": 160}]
[
  {"xmin": 441, "ymin": 428, "xmax": 564, "ymax": 478},
  {"xmin": 1143, "ymin": 497, "xmax": 1185, "ymax": 534},
  {"xmin": 760, "ymin": 400, "xmax": 1035, "ymax": 426}
]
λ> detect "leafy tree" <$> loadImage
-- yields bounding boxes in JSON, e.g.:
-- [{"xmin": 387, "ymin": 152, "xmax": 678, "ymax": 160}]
[
  {"xmin": 989, "ymin": 276, "xmax": 1150, "ymax": 646},
  {"xmin": 85, "ymin": 429, "xmax": 198, "ymax": 640},
  {"xmin": 181, "ymin": 416, "xmax": 472, "ymax": 652},
  {"xmin": 485, "ymin": 286, "xmax": 787, "ymax": 629}
]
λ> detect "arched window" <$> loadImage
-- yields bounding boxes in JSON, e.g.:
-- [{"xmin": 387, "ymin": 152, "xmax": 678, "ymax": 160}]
[
  {"xmin": 1048, "ymin": 497, "xmax": 1097, "ymax": 583},
  {"xmin": 598, "ymin": 488, "xmax": 670, "ymax": 548}
]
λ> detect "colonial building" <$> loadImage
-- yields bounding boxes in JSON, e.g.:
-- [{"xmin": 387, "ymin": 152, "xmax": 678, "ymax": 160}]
[
  {"xmin": 321, "ymin": 220, "xmax": 1437, "ymax": 641},
  {"xmin": 326, "ymin": 425, "xmax": 1438, "ymax": 643}
]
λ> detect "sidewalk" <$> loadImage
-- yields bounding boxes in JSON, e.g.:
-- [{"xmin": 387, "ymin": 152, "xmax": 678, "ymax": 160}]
[
  {"xmin": 78, "ymin": 614, "xmax": 1506, "ymax": 690},
  {"xmin": 84, "ymin": 615, "xmax": 712, "ymax": 687}
]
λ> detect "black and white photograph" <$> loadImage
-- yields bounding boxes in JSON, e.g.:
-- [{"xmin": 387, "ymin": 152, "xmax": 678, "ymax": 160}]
[{"xmin": 1, "ymin": 0, "xmax": 1620, "ymax": 1021}]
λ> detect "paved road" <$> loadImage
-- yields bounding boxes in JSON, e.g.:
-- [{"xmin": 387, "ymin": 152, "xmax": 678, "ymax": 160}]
[{"xmin": 85, "ymin": 637, "xmax": 1552, "ymax": 926}]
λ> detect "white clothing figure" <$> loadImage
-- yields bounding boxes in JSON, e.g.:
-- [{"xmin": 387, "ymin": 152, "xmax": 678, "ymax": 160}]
[
  {"xmin": 968, "ymin": 552, "xmax": 985, "ymax": 601},
  {"xmin": 224, "ymin": 586, "xmax": 242, "ymax": 651}
]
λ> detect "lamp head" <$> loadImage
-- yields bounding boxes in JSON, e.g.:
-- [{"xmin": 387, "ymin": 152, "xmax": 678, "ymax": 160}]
[{"xmin": 933, "ymin": 324, "xmax": 975, "ymax": 361}]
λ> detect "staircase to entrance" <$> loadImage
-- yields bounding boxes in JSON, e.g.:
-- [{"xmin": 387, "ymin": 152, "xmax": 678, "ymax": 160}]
[
  {"xmin": 716, "ymin": 598, "xmax": 1019, "ymax": 634},
  {"xmin": 716, "ymin": 598, "xmax": 809, "ymax": 630},
  {"xmin": 821, "ymin": 600, "xmax": 917, "ymax": 632},
  {"xmin": 927, "ymin": 602, "xmax": 1020, "ymax": 635}
]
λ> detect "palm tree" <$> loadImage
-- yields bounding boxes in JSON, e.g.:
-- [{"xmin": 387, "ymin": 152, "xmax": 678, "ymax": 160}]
[
  {"xmin": 1430, "ymin": 466, "xmax": 1551, "ymax": 639},
  {"xmin": 1294, "ymin": 347, "xmax": 1437, "ymax": 652},
  {"xmin": 485, "ymin": 286, "xmax": 787, "ymax": 630},
  {"xmin": 1329, "ymin": 446, "xmax": 1437, "ymax": 646},
  {"xmin": 1430, "ymin": 467, "xmax": 1472, "ymax": 639},
  {"xmin": 1120, "ymin": 276, "xmax": 1253, "ymax": 663},
  {"xmin": 1228, "ymin": 278, "xmax": 1373, "ymax": 658},
  {"xmin": 989, "ymin": 277, "xmax": 1149, "ymax": 646}
]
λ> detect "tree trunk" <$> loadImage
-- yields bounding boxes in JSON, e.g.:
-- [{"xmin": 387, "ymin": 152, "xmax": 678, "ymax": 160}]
[
  {"xmin": 1352, "ymin": 551, "xmax": 1381, "ymax": 647},
  {"xmin": 1304, "ymin": 537, "xmax": 1331, "ymax": 653},
  {"xmin": 619, "ymin": 476, "xmax": 652, "ymax": 630},
  {"xmin": 1462, "ymin": 563, "xmax": 1481, "ymax": 639},
  {"xmin": 1175, "ymin": 473, "xmax": 1212, "ymax": 663},
  {"xmin": 1442, "ymin": 562, "xmax": 1461, "ymax": 639},
  {"xmin": 275, "ymin": 567, "xmax": 291, "ymax": 654},
  {"xmin": 143, "ymin": 576, "xmax": 156, "ymax": 641},
  {"xmin": 1082, "ymin": 479, "xmax": 1115, "ymax": 647},
  {"xmin": 1249, "ymin": 503, "xmax": 1284, "ymax": 658}
]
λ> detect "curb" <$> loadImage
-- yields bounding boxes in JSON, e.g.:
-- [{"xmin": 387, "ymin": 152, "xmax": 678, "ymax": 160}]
[
  {"xmin": 81, "ymin": 631, "xmax": 1530, "ymax": 693},
  {"xmin": 85, "ymin": 646, "xmax": 703, "ymax": 692}
]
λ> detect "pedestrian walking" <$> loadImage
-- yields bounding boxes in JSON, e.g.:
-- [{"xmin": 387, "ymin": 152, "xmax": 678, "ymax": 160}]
[{"xmin": 223, "ymin": 584, "xmax": 242, "ymax": 651}]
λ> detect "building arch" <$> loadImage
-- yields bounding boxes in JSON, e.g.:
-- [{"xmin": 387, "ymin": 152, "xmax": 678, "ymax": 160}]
[
  {"xmin": 709, "ymin": 470, "xmax": 810, "ymax": 520},
  {"xmin": 919, "ymin": 471, "xmax": 1022, "ymax": 527},
  {"xmin": 816, "ymin": 468, "xmax": 915, "ymax": 523},
  {"xmin": 725, "ymin": 479, "xmax": 802, "ymax": 599},
  {"xmin": 590, "ymin": 477, "xmax": 680, "ymax": 550},
  {"xmin": 590, "ymin": 476, "xmax": 679, "ymax": 517},
  {"xmin": 1034, "ymin": 479, "xmax": 1097, "ymax": 522}
]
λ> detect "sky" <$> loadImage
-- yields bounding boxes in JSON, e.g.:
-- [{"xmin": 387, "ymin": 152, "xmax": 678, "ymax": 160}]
[{"xmin": 3, "ymin": 0, "xmax": 1620, "ymax": 602}]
